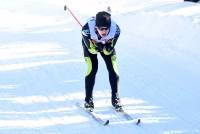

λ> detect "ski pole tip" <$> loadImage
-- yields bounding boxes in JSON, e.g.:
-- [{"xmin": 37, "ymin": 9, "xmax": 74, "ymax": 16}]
[{"xmin": 136, "ymin": 119, "xmax": 141, "ymax": 125}]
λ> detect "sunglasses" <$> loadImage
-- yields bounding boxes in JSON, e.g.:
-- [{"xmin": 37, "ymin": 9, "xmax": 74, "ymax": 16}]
[{"xmin": 98, "ymin": 27, "xmax": 109, "ymax": 31}]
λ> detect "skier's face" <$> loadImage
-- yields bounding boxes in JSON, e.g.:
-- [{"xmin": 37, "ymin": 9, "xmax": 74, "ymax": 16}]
[{"xmin": 96, "ymin": 27, "xmax": 109, "ymax": 37}]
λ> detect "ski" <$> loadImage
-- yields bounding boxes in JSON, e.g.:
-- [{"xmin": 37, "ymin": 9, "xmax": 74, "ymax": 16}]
[
  {"xmin": 76, "ymin": 103, "xmax": 109, "ymax": 126},
  {"xmin": 113, "ymin": 107, "xmax": 141, "ymax": 125}
]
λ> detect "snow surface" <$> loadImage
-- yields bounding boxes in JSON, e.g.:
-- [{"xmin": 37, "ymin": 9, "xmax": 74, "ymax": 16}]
[{"xmin": 0, "ymin": 0, "xmax": 200, "ymax": 133}]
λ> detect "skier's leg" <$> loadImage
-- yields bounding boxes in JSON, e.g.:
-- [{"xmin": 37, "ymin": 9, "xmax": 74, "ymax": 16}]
[
  {"xmin": 82, "ymin": 41, "xmax": 98, "ymax": 108},
  {"xmin": 100, "ymin": 50, "xmax": 121, "ymax": 108}
]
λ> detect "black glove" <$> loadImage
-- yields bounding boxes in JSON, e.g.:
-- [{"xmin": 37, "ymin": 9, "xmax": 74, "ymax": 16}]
[
  {"xmin": 106, "ymin": 45, "xmax": 113, "ymax": 51},
  {"xmin": 95, "ymin": 42, "xmax": 104, "ymax": 52}
]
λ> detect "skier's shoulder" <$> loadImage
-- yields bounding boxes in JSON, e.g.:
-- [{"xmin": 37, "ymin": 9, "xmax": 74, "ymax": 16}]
[
  {"xmin": 82, "ymin": 17, "xmax": 95, "ymax": 36},
  {"xmin": 115, "ymin": 23, "xmax": 120, "ymax": 36},
  {"xmin": 82, "ymin": 23, "xmax": 90, "ymax": 37},
  {"xmin": 110, "ymin": 20, "xmax": 120, "ymax": 36}
]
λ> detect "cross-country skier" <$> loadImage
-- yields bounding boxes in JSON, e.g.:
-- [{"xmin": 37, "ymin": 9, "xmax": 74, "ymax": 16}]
[{"xmin": 81, "ymin": 11, "xmax": 122, "ymax": 110}]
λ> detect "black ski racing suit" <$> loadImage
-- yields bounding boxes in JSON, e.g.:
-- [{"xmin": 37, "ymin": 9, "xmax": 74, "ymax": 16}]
[{"xmin": 81, "ymin": 22, "xmax": 121, "ymax": 103}]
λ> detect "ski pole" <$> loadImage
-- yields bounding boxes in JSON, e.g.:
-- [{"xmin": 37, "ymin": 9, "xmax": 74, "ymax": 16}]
[{"xmin": 64, "ymin": 5, "xmax": 83, "ymax": 28}]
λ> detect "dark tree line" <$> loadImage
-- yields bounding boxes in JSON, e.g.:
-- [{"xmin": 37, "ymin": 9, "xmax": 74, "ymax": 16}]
[{"xmin": 184, "ymin": 0, "xmax": 199, "ymax": 2}]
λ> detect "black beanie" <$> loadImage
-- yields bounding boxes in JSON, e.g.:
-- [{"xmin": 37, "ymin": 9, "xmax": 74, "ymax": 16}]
[{"xmin": 96, "ymin": 11, "xmax": 111, "ymax": 28}]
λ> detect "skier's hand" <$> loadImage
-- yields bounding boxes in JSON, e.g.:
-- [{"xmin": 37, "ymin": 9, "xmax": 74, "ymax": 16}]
[
  {"xmin": 103, "ymin": 45, "xmax": 113, "ymax": 55},
  {"xmin": 103, "ymin": 39, "xmax": 114, "ymax": 55},
  {"xmin": 95, "ymin": 42, "xmax": 104, "ymax": 52}
]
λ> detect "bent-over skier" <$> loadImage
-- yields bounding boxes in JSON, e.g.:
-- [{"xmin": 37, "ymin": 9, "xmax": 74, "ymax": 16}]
[{"xmin": 81, "ymin": 11, "xmax": 122, "ymax": 111}]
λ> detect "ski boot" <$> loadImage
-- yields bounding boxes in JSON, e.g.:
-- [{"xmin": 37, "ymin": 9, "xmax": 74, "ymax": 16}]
[
  {"xmin": 112, "ymin": 95, "xmax": 123, "ymax": 112},
  {"xmin": 84, "ymin": 98, "xmax": 94, "ymax": 112}
]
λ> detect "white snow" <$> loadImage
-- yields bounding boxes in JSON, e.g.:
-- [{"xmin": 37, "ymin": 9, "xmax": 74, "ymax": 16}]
[{"xmin": 0, "ymin": 0, "xmax": 200, "ymax": 133}]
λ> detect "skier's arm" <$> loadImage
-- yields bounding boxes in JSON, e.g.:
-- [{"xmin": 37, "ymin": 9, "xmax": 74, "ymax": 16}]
[
  {"xmin": 82, "ymin": 24, "xmax": 98, "ymax": 54},
  {"xmin": 103, "ymin": 24, "xmax": 120, "ymax": 55}
]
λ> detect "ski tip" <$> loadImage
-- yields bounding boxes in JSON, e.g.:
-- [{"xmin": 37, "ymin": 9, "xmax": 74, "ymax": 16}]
[
  {"xmin": 136, "ymin": 119, "xmax": 141, "ymax": 125},
  {"xmin": 104, "ymin": 120, "xmax": 110, "ymax": 126}
]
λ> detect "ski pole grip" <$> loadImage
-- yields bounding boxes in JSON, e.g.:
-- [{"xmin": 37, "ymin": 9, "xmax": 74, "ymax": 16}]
[{"xmin": 64, "ymin": 5, "xmax": 67, "ymax": 11}]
